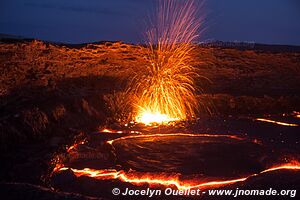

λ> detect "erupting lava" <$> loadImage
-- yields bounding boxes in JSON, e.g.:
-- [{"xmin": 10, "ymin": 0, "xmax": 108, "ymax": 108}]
[
  {"xmin": 130, "ymin": 0, "xmax": 203, "ymax": 124},
  {"xmin": 58, "ymin": 161, "xmax": 300, "ymax": 191},
  {"xmin": 136, "ymin": 112, "xmax": 178, "ymax": 125}
]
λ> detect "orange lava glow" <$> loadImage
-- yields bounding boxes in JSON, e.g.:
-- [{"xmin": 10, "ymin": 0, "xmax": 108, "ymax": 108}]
[
  {"xmin": 101, "ymin": 128, "xmax": 114, "ymax": 133},
  {"xmin": 58, "ymin": 161, "xmax": 300, "ymax": 191},
  {"xmin": 106, "ymin": 133, "xmax": 245, "ymax": 145},
  {"xmin": 261, "ymin": 160, "xmax": 300, "ymax": 173},
  {"xmin": 136, "ymin": 112, "xmax": 178, "ymax": 125},
  {"xmin": 293, "ymin": 111, "xmax": 300, "ymax": 118},
  {"xmin": 100, "ymin": 128, "xmax": 124, "ymax": 134},
  {"xmin": 255, "ymin": 118, "xmax": 298, "ymax": 127},
  {"xmin": 100, "ymin": 128, "xmax": 141, "ymax": 134}
]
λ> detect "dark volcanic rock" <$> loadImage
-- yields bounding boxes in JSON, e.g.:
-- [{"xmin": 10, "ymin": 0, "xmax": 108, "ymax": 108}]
[{"xmin": 0, "ymin": 182, "xmax": 103, "ymax": 200}]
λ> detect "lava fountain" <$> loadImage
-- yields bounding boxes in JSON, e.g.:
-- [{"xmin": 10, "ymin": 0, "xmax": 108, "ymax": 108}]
[{"xmin": 129, "ymin": 0, "xmax": 203, "ymax": 125}]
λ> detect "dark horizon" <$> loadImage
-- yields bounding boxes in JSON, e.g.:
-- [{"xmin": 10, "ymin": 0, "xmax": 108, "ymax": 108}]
[{"xmin": 1, "ymin": 0, "xmax": 300, "ymax": 45}]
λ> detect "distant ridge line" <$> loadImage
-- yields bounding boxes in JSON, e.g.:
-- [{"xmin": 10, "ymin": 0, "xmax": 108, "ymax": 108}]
[{"xmin": 1, "ymin": 34, "xmax": 300, "ymax": 52}]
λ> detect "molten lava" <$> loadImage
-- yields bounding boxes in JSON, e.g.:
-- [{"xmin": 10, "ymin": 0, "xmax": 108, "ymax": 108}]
[
  {"xmin": 293, "ymin": 111, "xmax": 300, "ymax": 118},
  {"xmin": 128, "ymin": 0, "xmax": 204, "ymax": 124},
  {"xmin": 58, "ymin": 161, "xmax": 300, "ymax": 191},
  {"xmin": 53, "ymin": 131, "xmax": 299, "ymax": 193},
  {"xmin": 136, "ymin": 112, "xmax": 178, "ymax": 125},
  {"xmin": 101, "ymin": 128, "xmax": 114, "ymax": 133},
  {"xmin": 106, "ymin": 133, "xmax": 245, "ymax": 145},
  {"xmin": 255, "ymin": 118, "xmax": 298, "ymax": 127}
]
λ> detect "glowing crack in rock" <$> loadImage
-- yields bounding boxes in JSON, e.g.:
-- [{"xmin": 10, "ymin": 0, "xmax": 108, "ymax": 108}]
[
  {"xmin": 53, "ymin": 133, "xmax": 297, "ymax": 192},
  {"xmin": 58, "ymin": 161, "xmax": 300, "ymax": 191},
  {"xmin": 260, "ymin": 161, "xmax": 300, "ymax": 173},
  {"xmin": 106, "ymin": 133, "xmax": 245, "ymax": 145},
  {"xmin": 255, "ymin": 118, "xmax": 298, "ymax": 127}
]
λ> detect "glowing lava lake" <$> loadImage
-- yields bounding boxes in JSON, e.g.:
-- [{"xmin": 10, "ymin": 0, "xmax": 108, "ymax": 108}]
[{"xmin": 51, "ymin": 114, "xmax": 300, "ymax": 199}]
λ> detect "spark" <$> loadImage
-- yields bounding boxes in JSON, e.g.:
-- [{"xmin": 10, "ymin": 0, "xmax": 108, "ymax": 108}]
[
  {"xmin": 255, "ymin": 118, "xmax": 298, "ymax": 127},
  {"xmin": 58, "ymin": 161, "xmax": 300, "ymax": 191},
  {"xmin": 129, "ymin": 0, "xmax": 204, "ymax": 124}
]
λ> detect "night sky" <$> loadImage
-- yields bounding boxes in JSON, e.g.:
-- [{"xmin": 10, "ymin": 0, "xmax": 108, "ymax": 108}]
[{"xmin": 1, "ymin": 0, "xmax": 300, "ymax": 45}]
